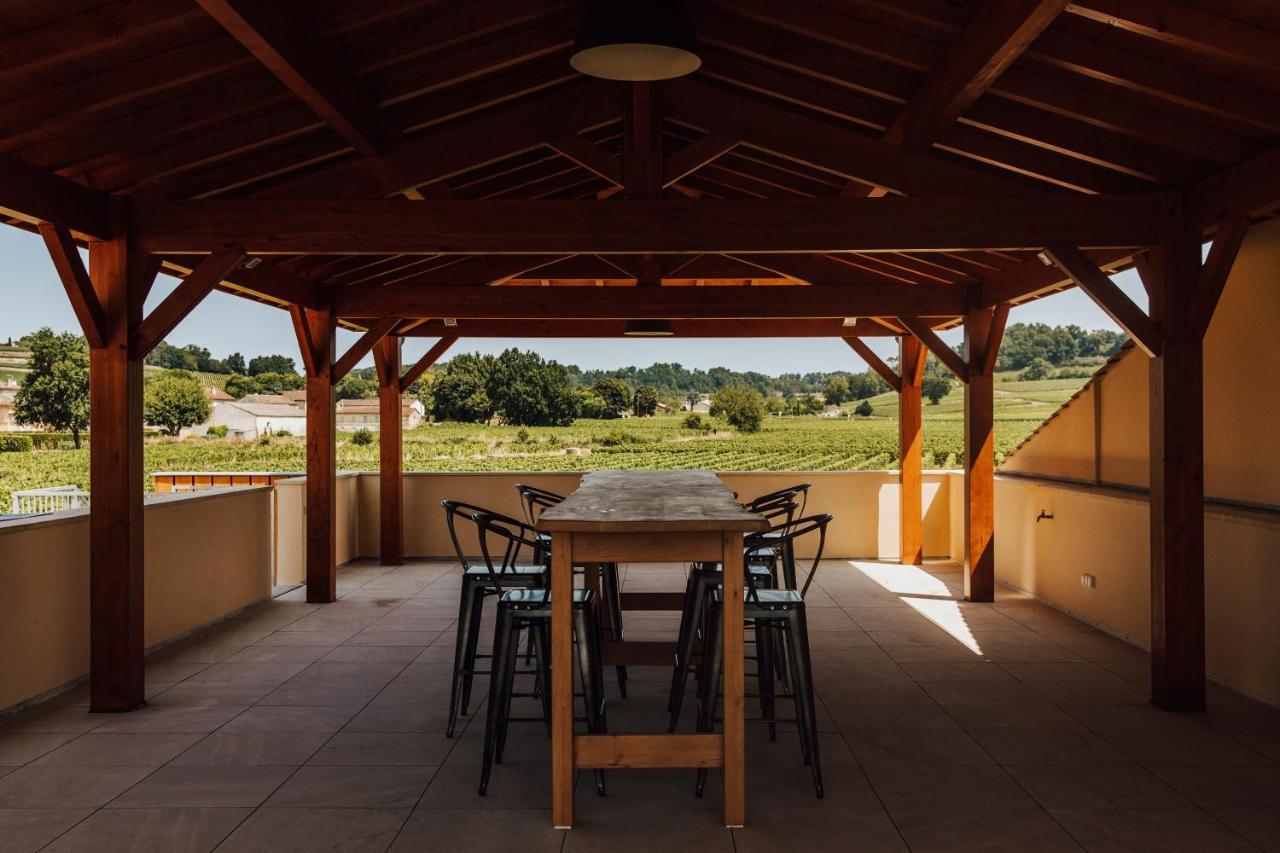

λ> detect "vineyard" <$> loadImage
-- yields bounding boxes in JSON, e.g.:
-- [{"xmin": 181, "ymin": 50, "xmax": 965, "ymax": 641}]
[{"xmin": 0, "ymin": 374, "xmax": 1085, "ymax": 508}]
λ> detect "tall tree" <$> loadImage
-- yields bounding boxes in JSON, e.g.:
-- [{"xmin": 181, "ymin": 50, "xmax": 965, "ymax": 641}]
[
  {"xmin": 633, "ymin": 384, "xmax": 659, "ymax": 417},
  {"xmin": 14, "ymin": 328, "xmax": 90, "ymax": 448},
  {"xmin": 144, "ymin": 370, "xmax": 212, "ymax": 436},
  {"xmin": 592, "ymin": 378, "xmax": 632, "ymax": 417}
]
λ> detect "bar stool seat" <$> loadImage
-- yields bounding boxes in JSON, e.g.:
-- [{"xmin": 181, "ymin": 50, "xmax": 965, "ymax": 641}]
[{"xmin": 463, "ymin": 563, "xmax": 546, "ymax": 578}]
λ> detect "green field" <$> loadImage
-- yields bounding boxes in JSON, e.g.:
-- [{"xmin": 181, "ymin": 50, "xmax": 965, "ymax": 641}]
[{"xmin": 0, "ymin": 372, "xmax": 1087, "ymax": 508}]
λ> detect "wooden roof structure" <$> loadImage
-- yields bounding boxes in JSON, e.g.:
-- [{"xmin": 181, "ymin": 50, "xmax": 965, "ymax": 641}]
[
  {"xmin": 2, "ymin": 0, "xmax": 1275, "ymax": 725},
  {"xmin": 2, "ymin": 0, "xmax": 1278, "ymax": 341}
]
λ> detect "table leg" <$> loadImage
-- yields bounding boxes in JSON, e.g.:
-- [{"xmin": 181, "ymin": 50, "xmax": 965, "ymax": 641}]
[
  {"xmin": 721, "ymin": 531, "xmax": 745, "ymax": 827},
  {"xmin": 551, "ymin": 533, "xmax": 575, "ymax": 828}
]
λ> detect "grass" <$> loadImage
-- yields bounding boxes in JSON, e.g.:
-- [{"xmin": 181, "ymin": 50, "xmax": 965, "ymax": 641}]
[{"xmin": 0, "ymin": 372, "xmax": 1087, "ymax": 509}]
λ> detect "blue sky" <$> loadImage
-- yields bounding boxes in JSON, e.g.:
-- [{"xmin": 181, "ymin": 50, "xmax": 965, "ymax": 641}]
[{"xmin": 0, "ymin": 227, "xmax": 1145, "ymax": 373}]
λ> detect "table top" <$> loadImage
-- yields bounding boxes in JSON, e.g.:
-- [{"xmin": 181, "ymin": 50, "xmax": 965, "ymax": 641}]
[{"xmin": 536, "ymin": 470, "xmax": 769, "ymax": 534}]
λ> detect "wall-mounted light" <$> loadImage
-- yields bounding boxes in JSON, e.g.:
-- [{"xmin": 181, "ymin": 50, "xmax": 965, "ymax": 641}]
[{"xmin": 570, "ymin": 1, "xmax": 701, "ymax": 82}]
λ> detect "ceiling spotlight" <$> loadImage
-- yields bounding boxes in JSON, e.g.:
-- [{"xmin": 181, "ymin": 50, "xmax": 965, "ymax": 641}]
[
  {"xmin": 842, "ymin": 317, "xmax": 859, "ymax": 327},
  {"xmin": 570, "ymin": 1, "xmax": 701, "ymax": 82},
  {"xmin": 1036, "ymin": 251, "xmax": 1054, "ymax": 266},
  {"xmin": 623, "ymin": 319, "xmax": 675, "ymax": 336},
  {"xmin": 443, "ymin": 318, "xmax": 458, "ymax": 327},
  {"xmin": 241, "ymin": 257, "xmax": 263, "ymax": 270}
]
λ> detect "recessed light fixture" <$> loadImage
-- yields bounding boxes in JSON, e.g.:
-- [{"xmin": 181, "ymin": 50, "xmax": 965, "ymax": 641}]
[
  {"xmin": 1037, "ymin": 251, "xmax": 1054, "ymax": 266},
  {"xmin": 570, "ymin": 1, "xmax": 701, "ymax": 82},
  {"xmin": 623, "ymin": 319, "xmax": 675, "ymax": 336},
  {"xmin": 241, "ymin": 257, "xmax": 262, "ymax": 270},
  {"xmin": 842, "ymin": 317, "xmax": 859, "ymax": 327},
  {"xmin": 443, "ymin": 318, "xmax": 458, "ymax": 327}
]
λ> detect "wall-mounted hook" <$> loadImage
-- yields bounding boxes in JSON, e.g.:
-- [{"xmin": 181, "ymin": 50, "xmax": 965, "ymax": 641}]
[{"xmin": 1036, "ymin": 510, "xmax": 1054, "ymax": 523}]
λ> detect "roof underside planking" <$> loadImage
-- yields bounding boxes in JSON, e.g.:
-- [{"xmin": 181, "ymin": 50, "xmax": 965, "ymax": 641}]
[{"xmin": 1, "ymin": 0, "xmax": 1279, "ymax": 336}]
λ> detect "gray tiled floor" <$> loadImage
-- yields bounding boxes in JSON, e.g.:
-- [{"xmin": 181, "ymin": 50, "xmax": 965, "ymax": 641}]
[{"xmin": 0, "ymin": 557, "xmax": 1277, "ymax": 852}]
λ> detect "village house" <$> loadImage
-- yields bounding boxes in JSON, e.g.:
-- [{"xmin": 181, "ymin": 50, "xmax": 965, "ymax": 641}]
[{"xmin": 335, "ymin": 397, "xmax": 425, "ymax": 431}]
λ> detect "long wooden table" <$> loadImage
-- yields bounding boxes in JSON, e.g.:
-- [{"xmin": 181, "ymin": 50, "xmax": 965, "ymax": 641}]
[{"xmin": 536, "ymin": 470, "xmax": 769, "ymax": 828}]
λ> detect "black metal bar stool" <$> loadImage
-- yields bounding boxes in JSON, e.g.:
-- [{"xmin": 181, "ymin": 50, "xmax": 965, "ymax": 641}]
[
  {"xmin": 472, "ymin": 511, "xmax": 608, "ymax": 798},
  {"xmin": 695, "ymin": 513, "xmax": 833, "ymax": 799},
  {"xmin": 441, "ymin": 500, "xmax": 548, "ymax": 738},
  {"xmin": 516, "ymin": 483, "xmax": 628, "ymax": 697}
]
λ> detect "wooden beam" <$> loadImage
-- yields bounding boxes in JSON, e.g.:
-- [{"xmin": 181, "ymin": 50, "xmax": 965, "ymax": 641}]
[
  {"xmin": 664, "ymin": 135, "xmax": 739, "ymax": 187},
  {"xmin": 394, "ymin": 318, "xmax": 899, "ymax": 338},
  {"xmin": 625, "ymin": 82, "xmax": 663, "ymax": 198},
  {"xmin": 547, "ymin": 136, "xmax": 623, "ymax": 187},
  {"xmin": 977, "ymin": 248, "xmax": 1134, "ymax": 306},
  {"xmin": 890, "ymin": 0, "xmax": 1069, "ymax": 150},
  {"xmin": 334, "ymin": 283, "xmax": 967, "ymax": 320},
  {"xmin": 898, "ymin": 335, "xmax": 926, "ymax": 566},
  {"xmin": 295, "ymin": 301, "xmax": 337, "ymax": 603},
  {"xmin": 843, "ymin": 337, "xmax": 902, "ymax": 393},
  {"xmin": 333, "ymin": 317, "xmax": 397, "ymax": 382},
  {"xmin": 38, "ymin": 224, "xmax": 107, "ymax": 348},
  {"xmin": 372, "ymin": 335, "xmax": 403, "ymax": 566},
  {"xmin": 1187, "ymin": 145, "xmax": 1280, "ymax": 228},
  {"xmin": 195, "ymin": 0, "xmax": 401, "ymax": 157},
  {"xmin": 963, "ymin": 304, "xmax": 997, "ymax": 602},
  {"xmin": 1, "ymin": 153, "xmax": 109, "ymax": 239},
  {"xmin": 86, "ymin": 201, "xmax": 146, "ymax": 712},
  {"xmin": 132, "ymin": 195, "xmax": 1162, "ymax": 255},
  {"xmin": 982, "ymin": 302, "xmax": 1012, "ymax": 376},
  {"xmin": 896, "ymin": 316, "xmax": 969, "ymax": 383},
  {"xmin": 1190, "ymin": 218, "xmax": 1248, "ymax": 338},
  {"xmin": 1044, "ymin": 246, "xmax": 1161, "ymax": 357},
  {"xmin": 1145, "ymin": 190, "xmax": 1206, "ymax": 710},
  {"xmin": 399, "ymin": 335, "xmax": 457, "ymax": 393},
  {"xmin": 134, "ymin": 250, "xmax": 245, "ymax": 358}
]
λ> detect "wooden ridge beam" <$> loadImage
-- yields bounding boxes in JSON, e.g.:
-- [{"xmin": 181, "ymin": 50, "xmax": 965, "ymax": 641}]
[
  {"xmin": 332, "ymin": 282, "xmax": 967, "ymax": 319},
  {"xmin": 195, "ymin": 0, "xmax": 402, "ymax": 157},
  {"xmin": 843, "ymin": 337, "xmax": 902, "ymax": 393},
  {"xmin": 333, "ymin": 317, "xmax": 398, "ymax": 382},
  {"xmin": 897, "ymin": 316, "xmax": 970, "ymax": 382},
  {"xmin": 38, "ymin": 223, "xmax": 108, "ymax": 349},
  {"xmin": 131, "ymin": 195, "xmax": 1162, "ymax": 254},
  {"xmin": 400, "ymin": 335, "xmax": 458, "ymax": 392},
  {"xmin": 1044, "ymin": 246, "xmax": 1161, "ymax": 356},
  {"xmin": 889, "ymin": 0, "xmax": 1070, "ymax": 151},
  {"xmin": 391, "ymin": 318, "xmax": 899, "ymax": 338},
  {"xmin": 134, "ymin": 250, "xmax": 245, "ymax": 358},
  {"xmin": 3, "ymin": 154, "xmax": 109, "ymax": 239}
]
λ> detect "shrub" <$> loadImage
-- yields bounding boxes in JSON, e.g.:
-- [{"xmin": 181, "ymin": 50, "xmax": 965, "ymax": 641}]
[
  {"xmin": 0, "ymin": 434, "xmax": 34, "ymax": 452},
  {"xmin": 854, "ymin": 401, "xmax": 873, "ymax": 417},
  {"xmin": 683, "ymin": 413, "xmax": 706, "ymax": 430},
  {"xmin": 206, "ymin": 425, "xmax": 229, "ymax": 438},
  {"xmin": 351, "ymin": 428, "xmax": 373, "ymax": 446},
  {"xmin": 599, "ymin": 430, "xmax": 643, "ymax": 447},
  {"xmin": 710, "ymin": 386, "xmax": 767, "ymax": 433},
  {"xmin": 1020, "ymin": 357, "xmax": 1053, "ymax": 381}
]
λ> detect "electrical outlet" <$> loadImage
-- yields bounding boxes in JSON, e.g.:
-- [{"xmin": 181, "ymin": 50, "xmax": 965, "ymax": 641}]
[{"xmin": 1080, "ymin": 573, "xmax": 1097, "ymax": 590}]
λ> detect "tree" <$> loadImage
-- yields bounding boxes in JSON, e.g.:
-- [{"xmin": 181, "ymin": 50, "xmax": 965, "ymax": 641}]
[
  {"xmin": 225, "ymin": 352, "xmax": 246, "ymax": 374},
  {"xmin": 251, "ymin": 372, "xmax": 287, "ymax": 395},
  {"xmin": 711, "ymin": 385, "xmax": 767, "ymax": 433},
  {"xmin": 336, "ymin": 375, "xmax": 377, "ymax": 400},
  {"xmin": 823, "ymin": 375, "xmax": 850, "ymax": 405},
  {"xmin": 592, "ymin": 378, "xmax": 632, "ymax": 417},
  {"xmin": 144, "ymin": 370, "xmax": 211, "ymax": 436},
  {"xmin": 1021, "ymin": 357, "xmax": 1053, "ymax": 381},
  {"xmin": 14, "ymin": 328, "xmax": 90, "ymax": 447},
  {"xmin": 576, "ymin": 388, "xmax": 611, "ymax": 419},
  {"xmin": 431, "ymin": 353, "xmax": 496, "ymax": 423},
  {"xmin": 921, "ymin": 375, "xmax": 953, "ymax": 405},
  {"xmin": 224, "ymin": 373, "xmax": 256, "ymax": 398},
  {"xmin": 489, "ymin": 348, "xmax": 579, "ymax": 427},
  {"xmin": 247, "ymin": 354, "xmax": 297, "ymax": 376},
  {"xmin": 848, "ymin": 370, "xmax": 889, "ymax": 400},
  {"xmin": 855, "ymin": 400, "xmax": 873, "ymax": 417},
  {"xmin": 633, "ymin": 384, "xmax": 659, "ymax": 417}
]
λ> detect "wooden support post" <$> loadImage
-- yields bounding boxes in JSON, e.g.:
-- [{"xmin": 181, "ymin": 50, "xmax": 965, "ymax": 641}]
[
  {"xmin": 372, "ymin": 335, "xmax": 403, "ymax": 566},
  {"xmin": 86, "ymin": 205, "xmax": 146, "ymax": 712},
  {"xmin": 899, "ymin": 336, "xmax": 926, "ymax": 566},
  {"xmin": 1146, "ymin": 192, "xmax": 1207, "ymax": 710},
  {"xmin": 293, "ymin": 301, "xmax": 337, "ymax": 603},
  {"xmin": 963, "ymin": 306, "xmax": 998, "ymax": 602}
]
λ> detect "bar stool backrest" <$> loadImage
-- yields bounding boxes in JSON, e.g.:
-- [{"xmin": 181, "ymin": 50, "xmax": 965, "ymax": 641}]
[
  {"xmin": 514, "ymin": 483, "xmax": 565, "ymax": 525},
  {"xmin": 442, "ymin": 500, "xmax": 543, "ymax": 582},
  {"xmin": 745, "ymin": 513, "xmax": 832, "ymax": 600},
  {"xmin": 473, "ymin": 511, "xmax": 550, "ymax": 597},
  {"xmin": 746, "ymin": 483, "xmax": 812, "ymax": 519}
]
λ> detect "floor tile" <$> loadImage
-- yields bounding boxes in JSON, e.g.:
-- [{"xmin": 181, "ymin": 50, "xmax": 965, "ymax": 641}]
[
  {"xmin": 0, "ymin": 734, "xmax": 76, "ymax": 766},
  {"xmin": 969, "ymin": 731, "xmax": 1133, "ymax": 766},
  {"xmin": 170, "ymin": 731, "xmax": 332, "ymax": 766},
  {"xmin": 561, "ymin": 806, "xmax": 733, "ymax": 852},
  {"xmin": 219, "ymin": 706, "xmax": 359, "ymax": 734},
  {"xmin": 1100, "ymin": 731, "xmax": 1274, "ymax": 766},
  {"xmin": 0, "ymin": 766, "xmax": 153, "ymax": 808},
  {"xmin": 864, "ymin": 765, "xmax": 1035, "ymax": 810},
  {"xmin": 1006, "ymin": 765, "xmax": 1190, "ymax": 809},
  {"xmin": 213, "ymin": 807, "xmax": 408, "ymax": 853},
  {"xmin": 32, "ymin": 733, "xmax": 202, "ymax": 768},
  {"xmin": 1214, "ymin": 809, "xmax": 1280, "ymax": 853},
  {"xmin": 306, "ymin": 732, "xmax": 453, "ymax": 766},
  {"xmin": 267, "ymin": 764, "xmax": 438, "ymax": 808},
  {"xmin": 1149, "ymin": 764, "xmax": 1280, "ymax": 809},
  {"xmin": 1050, "ymin": 807, "xmax": 1258, "ymax": 852},
  {"xmin": 0, "ymin": 809, "xmax": 93, "ymax": 853},
  {"xmin": 91, "ymin": 705, "xmax": 245, "ymax": 734},
  {"xmin": 888, "ymin": 804, "xmax": 1084, "ymax": 852},
  {"xmin": 733, "ymin": 808, "xmax": 907, "ymax": 852},
  {"xmin": 106, "ymin": 765, "xmax": 295, "ymax": 808},
  {"xmin": 40, "ymin": 807, "xmax": 250, "ymax": 853},
  {"xmin": 389, "ymin": 807, "xmax": 564, "ymax": 852},
  {"xmin": 844, "ymin": 732, "xmax": 994, "ymax": 766}
]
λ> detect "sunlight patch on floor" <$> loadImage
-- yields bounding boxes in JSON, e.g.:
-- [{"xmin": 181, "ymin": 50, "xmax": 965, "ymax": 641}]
[{"xmin": 848, "ymin": 560, "xmax": 983, "ymax": 655}]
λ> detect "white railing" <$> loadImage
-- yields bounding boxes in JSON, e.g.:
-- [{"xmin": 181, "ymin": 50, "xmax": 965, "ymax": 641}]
[{"xmin": 10, "ymin": 485, "xmax": 90, "ymax": 515}]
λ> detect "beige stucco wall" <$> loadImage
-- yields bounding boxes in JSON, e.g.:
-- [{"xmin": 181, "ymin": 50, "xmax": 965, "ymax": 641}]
[
  {"xmin": 996, "ymin": 220, "xmax": 1280, "ymax": 705},
  {"xmin": 0, "ymin": 487, "xmax": 273, "ymax": 711},
  {"xmin": 274, "ymin": 472, "xmax": 360, "ymax": 587}
]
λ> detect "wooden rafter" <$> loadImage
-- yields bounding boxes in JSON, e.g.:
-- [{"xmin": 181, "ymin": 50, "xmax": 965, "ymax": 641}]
[
  {"xmin": 1187, "ymin": 144, "xmax": 1280, "ymax": 228},
  {"xmin": 897, "ymin": 316, "xmax": 970, "ymax": 383},
  {"xmin": 982, "ymin": 302, "xmax": 1012, "ymax": 376},
  {"xmin": 664, "ymin": 135, "xmax": 739, "ymax": 188},
  {"xmin": 843, "ymin": 337, "xmax": 902, "ymax": 393},
  {"xmin": 399, "ymin": 335, "xmax": 458, "ymax": 392},
  {"xmin": 38, "ymin": 223, "xmax": 107, "ymax": 348},
  {"xmin": 3, "ymin": 154, "xmax": 109, "ymax": 239},
  {"xmin": 333, "ymin": 317, "xmax": 399, "ymax": 382},
  {"xmin": 547, "ymin": 136, "xmax": 623, "ymax": 187},
  {"xmin": 1044, "ymin": 246, "xmax": 1162, "ymax": 357},
  {"xmin": 134, "ymin": 249, "xmax": 246, "ymax": 358},
  {"xmin": 131, "ymin": 195, "xmax": 1161, "ymax": 254},
  {"xmin": 393, "ymin": 318, "xmax": 900, "ymax": 338},
  {"xmin": 195, "ymin": 0, "xmax": 402, "ymax": 157},
  {"xmin": 977, "ymin": 248, "xmax": 1133, "ymax": 306}
]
